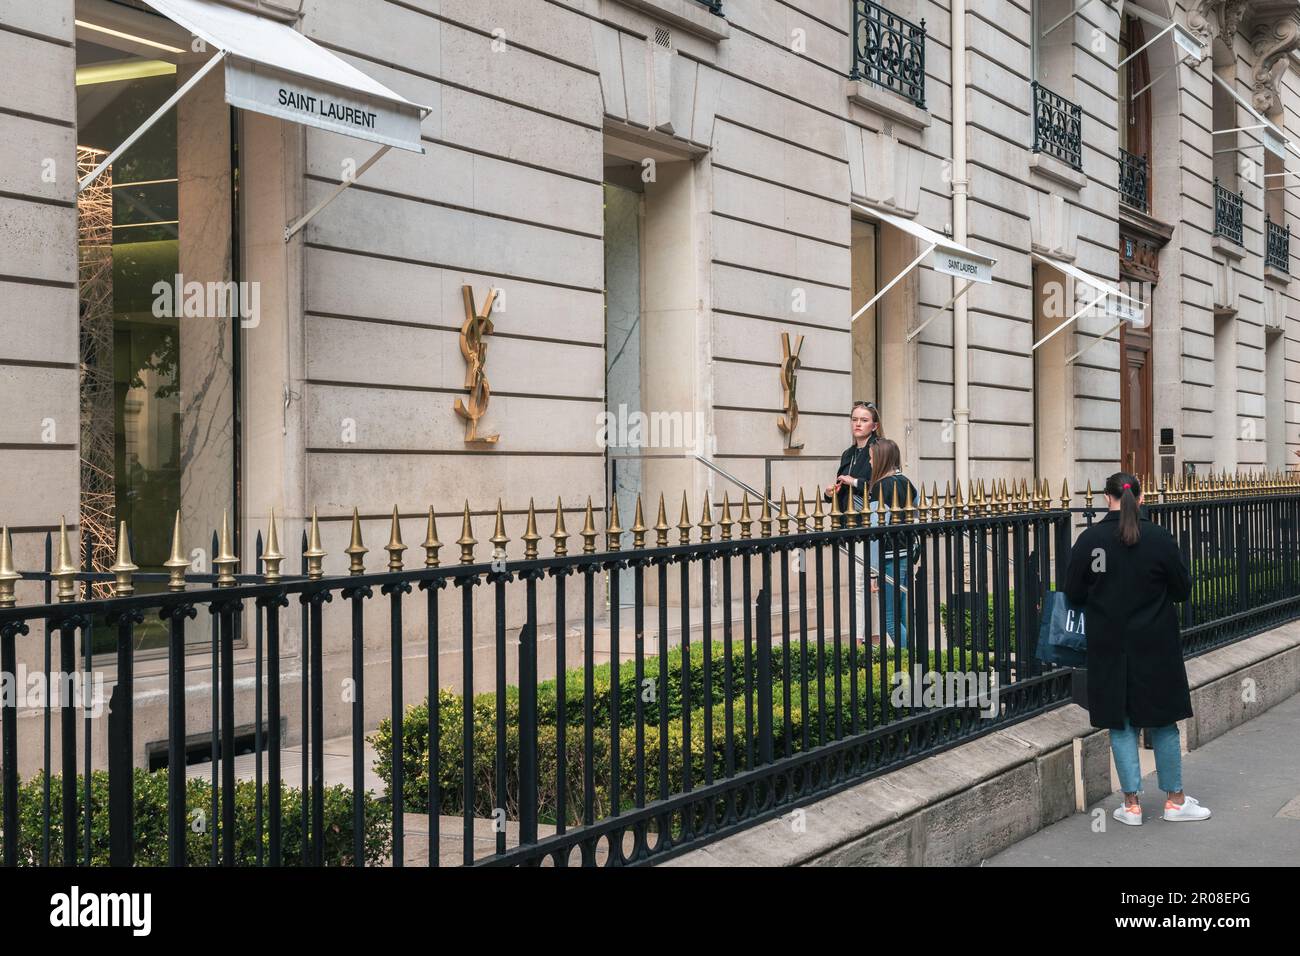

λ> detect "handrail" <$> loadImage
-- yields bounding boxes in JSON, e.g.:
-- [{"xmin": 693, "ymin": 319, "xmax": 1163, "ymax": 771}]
[{"xmin": 604, "ymin": 450, "xmax": 880, "ymax": 572}]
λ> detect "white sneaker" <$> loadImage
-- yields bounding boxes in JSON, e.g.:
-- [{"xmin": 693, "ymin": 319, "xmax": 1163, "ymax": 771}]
[
  {"xmin": 1163, "ymin": 796, "xmax": 1211, "ymax": 821},
  {"xmin": 1113, "ymin": 803, "xmax": 1143, "ymax": 826}
]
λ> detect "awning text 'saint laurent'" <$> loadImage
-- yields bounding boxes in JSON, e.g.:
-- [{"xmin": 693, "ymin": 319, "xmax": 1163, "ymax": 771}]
[{"xmin": 278, "ymin": 88, "xmax": 377, "ymax": 129}]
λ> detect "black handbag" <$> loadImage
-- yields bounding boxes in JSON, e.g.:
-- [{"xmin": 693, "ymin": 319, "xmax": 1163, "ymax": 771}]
[{"xmin": 1034, "ymin": 591, "xmax": 1087, "ymax": 667}]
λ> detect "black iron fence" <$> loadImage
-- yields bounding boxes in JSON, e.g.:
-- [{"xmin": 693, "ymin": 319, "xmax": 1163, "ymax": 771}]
[
  {"xmin": 1119, "ymin": 147, "xmax": 1148, "ymax": 212},
  {"xmin": 851, "ymin": 0, "xmax": 926, "ymax": 109},
  {"xmin": 2, "ymin": 474, "xmax": 1298, "ymax": 867},
  {"xmin": 1031, "ymin": 81, "xmax": 1082, "ymax": 171},
  {"xmin": 1214, "ymin": 178, "xmax": 1243, "ymax": 246},
  {"xmin": 1266, "ymin": 215, "xmax": 1289, "ymax": 272}
]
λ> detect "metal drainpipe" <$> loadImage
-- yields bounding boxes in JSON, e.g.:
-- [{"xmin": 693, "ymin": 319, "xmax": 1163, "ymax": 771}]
[{"xmin": 951, "ymin": 0, "xmax": 971, "ymax": 491}]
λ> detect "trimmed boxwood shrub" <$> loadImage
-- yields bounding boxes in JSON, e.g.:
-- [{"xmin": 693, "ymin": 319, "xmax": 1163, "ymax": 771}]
[
  {"xmin": 369, "ymin": 642, "xmax": 991, "ymax": 828},
  {"xmin": 0, "ymin": 769, "xmax": 391, "ymax": 866}
]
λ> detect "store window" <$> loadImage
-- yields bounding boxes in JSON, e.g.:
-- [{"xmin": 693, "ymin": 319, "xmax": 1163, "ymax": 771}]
[{"xmin": 76, "ymin": 3, "xmax": 238, "ymax": 652}]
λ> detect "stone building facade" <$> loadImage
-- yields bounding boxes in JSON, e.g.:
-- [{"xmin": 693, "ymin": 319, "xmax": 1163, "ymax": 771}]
[{"xmin": 2, "ymin": 0, "xmax": 1299, "ymax": 764}]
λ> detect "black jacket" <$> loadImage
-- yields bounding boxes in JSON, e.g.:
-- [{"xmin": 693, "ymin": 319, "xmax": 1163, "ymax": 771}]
[
  {"xmin": 823, "ymin": 435, "xmax": 877, "ymax": 513},
  {"xmin": 1064, "ymin": 511, "xmax": 1194, "ymax": 730},
  {"xmin": 868, "ymin": 472, "xmax": 918, "ymax": 510}
]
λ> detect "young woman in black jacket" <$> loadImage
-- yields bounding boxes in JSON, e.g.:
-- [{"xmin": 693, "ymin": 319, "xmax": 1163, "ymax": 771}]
[
  {"xmin": 1065, "ymin": 472, "xmax": 1210, "ymax": 825},
  {"xmin": 822, "ymin": 401, "xmax": 882, "ymax": 514}
]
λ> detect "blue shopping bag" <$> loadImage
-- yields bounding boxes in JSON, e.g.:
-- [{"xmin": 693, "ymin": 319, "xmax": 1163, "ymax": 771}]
[{"xmin": 1035, "ymin": 591, "xmax": 1087, "ymax": 667}]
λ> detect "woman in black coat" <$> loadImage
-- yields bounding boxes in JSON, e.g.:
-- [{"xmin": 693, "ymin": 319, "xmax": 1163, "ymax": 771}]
[
  {"xmin": 1064, "ymin": 472, "xmax": 1210, "ymax": 826},
  {"xmin": 822, "ymin": 401, "xmax": 882, "ymax": 514}
]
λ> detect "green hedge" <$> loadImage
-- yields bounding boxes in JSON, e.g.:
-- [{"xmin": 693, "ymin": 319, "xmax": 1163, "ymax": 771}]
[
  {"xmin": 0, "ymin": 769, "xmax": 391, "ymax": 866},
  {"xmin": 939, "ymin": 591, "xmax": 1021, "ymax": 651},
  {"xmin": 370, "ymin": 643, "xmax": 990, "ymax": 828}
]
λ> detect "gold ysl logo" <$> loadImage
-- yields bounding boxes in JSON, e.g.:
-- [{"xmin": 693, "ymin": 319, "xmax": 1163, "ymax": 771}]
[
  {"xmin": 777, "ymin": 331, "xmax": 805, "ymax": 450},
  {"xmin": 455, "ymin": 284, "xmax": 500, "ymax": 443}
]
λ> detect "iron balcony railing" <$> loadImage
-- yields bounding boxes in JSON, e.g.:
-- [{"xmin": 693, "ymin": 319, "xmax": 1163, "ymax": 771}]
[
  {"xmin": 695, "ymin": 0, "xmax": 723, "ymax": 14},
  {"xmin": 1031, "ymin": 81, "xmax": 1082, "ymax": 171},
  {"xmin": 1214, "ymin": 178, "xmax": 1244, "ymax": 246},
  {"xmin": 1119, "ymin": 147, "xmax": 1148, "ymax": 212},
  {"xmin": 1266, "ymin": 215, "xmax": 1289, "ymax": 272},
  {"xmin": 1, "ymin": 474, "xmax": 1298, "ymax": 867},
  {"xmin": 851, "ymin": 0, "xmax": 927, "ymax": 109}
]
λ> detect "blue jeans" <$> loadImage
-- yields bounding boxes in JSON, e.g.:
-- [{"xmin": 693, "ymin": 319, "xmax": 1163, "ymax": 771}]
[
  {"xmin": 864, "ymin": 502, "xmax": 909, "ymax": 649},
  {"xmin": 1110, "ymin": 719, "xmax": 1182, "ymax": 794}
]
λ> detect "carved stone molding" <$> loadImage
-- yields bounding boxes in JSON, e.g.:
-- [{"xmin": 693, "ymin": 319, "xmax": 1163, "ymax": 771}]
[
  {"xmin": 1251, "ymin": 9, "xmax": 1300, "ymax": 114},
  {"xmin": 1190, "ymin": 0, "xmax": 1252, "ymax": 46}
]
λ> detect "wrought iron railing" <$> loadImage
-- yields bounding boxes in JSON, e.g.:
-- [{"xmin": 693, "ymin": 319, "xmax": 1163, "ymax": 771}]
[
  {"xmin": 1214, "ymin": 178, "xmax": 1243, "ymax": 246},
  {"xmin": 695, "ymin": 0, "xmax": 723, "ymax": 14},
  {"xmin": 1266, "ymin": 215, "xmax": 1289, "ymax": 272},
  {"xmin": 2, "ymin": 473, "xmax": 1298, "ymax": 867},
  {"xmin": 851, "ymin": 0, "xmax": 927, "ymax": 109},
  {"xmin": 1031, "ymin": 81, "xmax": 1082, "ymax": 171},
  {"xmin": 1119, "ymin": 147, "xmax": 1148, "ymax": 212}
]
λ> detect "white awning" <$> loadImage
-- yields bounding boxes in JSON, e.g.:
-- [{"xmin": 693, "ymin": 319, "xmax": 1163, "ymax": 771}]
[
  {"xmin": 144, "ymin": 0, "xmax": 429, "ymax": 153},
  {"xmin": 1211, "ymin": 73, "xmax": 1287, "ymax": 159},
  {"xmin": 77, "ymin": 0, "xmax": 434, "ymax": 236},
  {"xmin": 850, "ymin": 202, "xmax": 997, "ymax": 341},
  {"xmin": 857, "ymin": 203, "xmax": 996, "ymax": 284},
  {"xmin": 1032, "ymin": 252, "xmax": 1146, "ymax": 362}
]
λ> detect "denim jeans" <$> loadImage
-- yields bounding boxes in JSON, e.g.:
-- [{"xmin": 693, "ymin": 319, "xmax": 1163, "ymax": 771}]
[
  {"xmin": 1110, "ymin": 718, "xmax": 1182, "ymax": 794},
  {"xmin": 853, "ymin": 501, "xmax": 909, "ymax": 649}
]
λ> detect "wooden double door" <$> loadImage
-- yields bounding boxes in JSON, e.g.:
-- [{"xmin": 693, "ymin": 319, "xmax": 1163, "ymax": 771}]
[{"xmin": 1120, "ymin": 322, "xmax": 1153, "ymax": 478}]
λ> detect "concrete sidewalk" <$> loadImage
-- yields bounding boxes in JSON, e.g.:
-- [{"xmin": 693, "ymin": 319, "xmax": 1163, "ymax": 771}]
[{"xmin": 986, "ymin": 691, "xmax": 1300, "ymax": 866}]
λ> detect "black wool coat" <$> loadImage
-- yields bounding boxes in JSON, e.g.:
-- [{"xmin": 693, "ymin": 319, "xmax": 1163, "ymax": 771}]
[
  {"xmin": 822, "ymin": 435, "xmax": 877, "ymax": 513},
  {"xmin": 1064, "ymin": 511, "xmax": 1194, "ymax": 730}
]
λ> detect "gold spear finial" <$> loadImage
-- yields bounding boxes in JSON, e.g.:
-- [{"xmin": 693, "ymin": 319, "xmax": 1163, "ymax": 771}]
[
  {"xmin": 812, "ymin": 489, "xmax": 825, "ymax": 531},
  {"xmin": 759, "ymin": 492, "xmax": 773, "ymax": 537},
  {"xmin": 829, "ymin": 485, "xmax": 842, "ymax": 528},
  {"xmin": 385, "ymin": 506, "xmax": 407, "ymax": 571},
  {"xmin": 344, "ymin": 508, "xmax": 367, "ymax": 575},
  {"xmin": 795, "ymin": 489, "xmax": 808, "ymax": 532},
  {"xmin": 913, "ymin": 483, "xmax": 924, "ymax": 524},
  {"xmin": 260, "ymin": 509, "xmax": 283, "ymax": 582},
  {"xmin": 581, "ymin": 496, "xmax": 598, "ymax": 554},
  {"xmin": 606, "ymin": 495, "xmax": 623, "ymax": 552},
  {"xmin": 422, "ymin": 507, "xmax": 443, "ymax": 568},
  {"xmin": 457, "ymin": 500, "xmax": 477, "ymax": 565},
  {"xmin": 0, "ymin": 526, "xmax": 20, "ymax": 608},
  {"xmin": 888, "ymin": 478, "xmax": 901, "ymax": 524},
  {"xmin": 654, "ymin": 493, "xmax": 670, "ymax": 547},
  {"xmin": 699, "ymin": 491, "xmax": 715, "ymax": 542},
  {"xmin": 162, "ymin": 512, "xmax": 188, "ymax": 595},
  {"xmin": 719, "ymin": 491, "xmax": 735, "ymax": 540},
  {"xmin": 304, "ymin": 508, "xmax": 326, "ymax": 580},
  {"xmin": 53, "ymin": 517, "xmax": 77, "ymax": 603},
  {"xmin": 552, "ymin": 497, "xmax": 569, "ymax": 557},
  {"xmin": 738, "ymin": 491, "xmax": 753, "ymax": 539},
  {"xmin": 109, "ymin": 520, "xmax": 138, "ymax": 597},
  {"xmin": 777, "ymin": 488, "xmax": 790, "ymax": 535},
  {"xmin": 1060, "ymin": 478, "xmax": 1070, "ymax": 511},
  {"xmin": 631, "ymin": 494, "xmax": 647, "ymax": 549},
  {"xmin": 164, "ymin": 510, "xmax": 190, "ymax": 590},
  {"xmin": 214, "ymin": 510, "xmax": 239, "ymax": 587},
  {"xmin": 677, "ymin": 490, "xmax": 692, "ymax": 545},
  {"xmin": 944, "ymin": 480, "xmax": 954, "ymax": 519},
  {"xmin": 490, "ymin": 498, "xmax": 510, "ymax": 563},
  {"xmin": 523, "ymin": 498, "xmax": 541, "ymax": 560}
]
